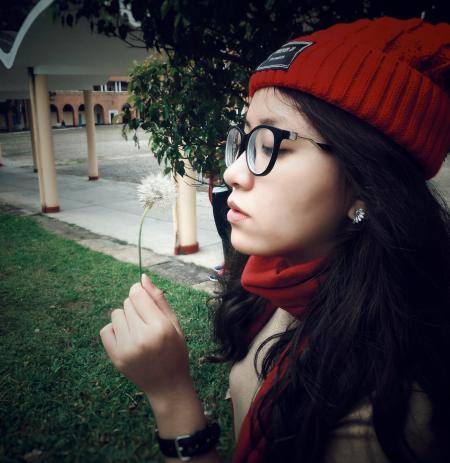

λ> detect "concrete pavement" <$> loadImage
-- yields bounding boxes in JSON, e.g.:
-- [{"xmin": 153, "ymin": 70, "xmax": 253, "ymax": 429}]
[{"xmin": 0, "ymin": 165, "xmax": 224, "ymax": 294}]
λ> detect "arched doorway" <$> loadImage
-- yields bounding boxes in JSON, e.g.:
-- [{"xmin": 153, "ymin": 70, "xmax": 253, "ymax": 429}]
[
  {"xmin": 78, "ymin": 104, "xmax": 85, "ymax": 126},
  {"xmin": 0, "ymin": 112, "xmax": 7, "ymax": 131},
  {"xmin": 94, "ymin": 104, "xmax": 104, "ymax": 124},
  {"xmin": 109, "ymin": 109, "xmax": 118, "ymax": 124},
  {"xmin": 62, "ymin": 104, "xmax": 74, "ymax": 126},
  {"xmin": 0, "ymin": 101, "xmax": 10, "ymax": 131},
  {"xmin": 50, "ymin": 104, "xmax": 59, "ymax": 127}
]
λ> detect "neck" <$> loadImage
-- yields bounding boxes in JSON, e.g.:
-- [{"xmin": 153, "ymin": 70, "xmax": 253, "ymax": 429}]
[{"xmin": 283, "ymin": 246, "xmax": 333, "ymax": 267}]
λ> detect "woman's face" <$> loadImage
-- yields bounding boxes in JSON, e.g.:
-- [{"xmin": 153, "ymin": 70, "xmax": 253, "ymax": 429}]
[{"xmin": 223, "ymin": 88, "xmax": 355, "ymax": 264}]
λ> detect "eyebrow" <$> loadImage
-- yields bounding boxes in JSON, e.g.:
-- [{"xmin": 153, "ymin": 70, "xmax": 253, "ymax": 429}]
[{"xmin": 244, "ymin": 117, "xmax": 284, "ymax": 130}]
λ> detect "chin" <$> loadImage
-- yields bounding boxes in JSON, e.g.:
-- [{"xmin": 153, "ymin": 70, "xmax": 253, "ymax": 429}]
[{"xmin": 230, "ymin": 233, "xmax": 281, "ymax": 257}]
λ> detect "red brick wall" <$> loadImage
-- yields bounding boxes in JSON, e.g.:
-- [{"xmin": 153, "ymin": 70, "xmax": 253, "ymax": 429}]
[{"xmin": 50, "ymin": 91, "xmax": 131, "ymax": 126}]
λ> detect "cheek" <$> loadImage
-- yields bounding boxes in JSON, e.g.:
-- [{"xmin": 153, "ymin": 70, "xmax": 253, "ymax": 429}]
[
  {"xmin": 236, "ymin": 160, "xmax": 347, "ymax": 255},
  {"xmin": 287, "ymin": 163, "xmax": 347, "ymax": 239}
]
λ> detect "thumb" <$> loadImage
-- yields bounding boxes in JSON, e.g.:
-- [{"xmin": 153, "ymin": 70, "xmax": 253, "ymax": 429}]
[{"xmin": 141, "ymin": 273, "xmax": 182, "ymax": 333}]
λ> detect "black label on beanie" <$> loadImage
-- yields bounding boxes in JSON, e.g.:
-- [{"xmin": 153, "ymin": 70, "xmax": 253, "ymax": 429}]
[{"xmin": 256, "ymin": 41, "xmax": 314, "ymax": 71}]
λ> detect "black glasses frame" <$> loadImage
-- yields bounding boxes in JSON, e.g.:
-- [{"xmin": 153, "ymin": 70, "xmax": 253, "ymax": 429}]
[{"xmin": 227, "ymin": 124, "xmax": 333, "ymax": 176}]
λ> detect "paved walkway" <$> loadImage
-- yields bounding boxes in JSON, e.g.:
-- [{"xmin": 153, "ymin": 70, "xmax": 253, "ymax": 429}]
[
  {"xmin": 0, "ymin": 125, "xmax": 209, "ymax": 188},
  {"xmin": 0, "ymin": 165, "xmax": 223, "ymax": 294},
  {"xmin": 0, "ymin": 126, "xmax": 224, "ymax": 293}
]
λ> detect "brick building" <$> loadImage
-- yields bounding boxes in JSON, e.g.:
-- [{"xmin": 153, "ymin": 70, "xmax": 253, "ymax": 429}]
[{"xmin": 0, "ymin": 75, "xmax": 131, "ymax": 131}]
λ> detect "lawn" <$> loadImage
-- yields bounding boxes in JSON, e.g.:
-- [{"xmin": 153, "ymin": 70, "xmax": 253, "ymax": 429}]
[{"xmin": 0, "ymin": 211, "xmax": 233, "ymax": 462}]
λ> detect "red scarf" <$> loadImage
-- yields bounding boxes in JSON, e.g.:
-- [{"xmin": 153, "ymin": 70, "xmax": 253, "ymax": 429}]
[{"xmin": 232, "ymin": 254, "xmax": 327, "ymax": 463}]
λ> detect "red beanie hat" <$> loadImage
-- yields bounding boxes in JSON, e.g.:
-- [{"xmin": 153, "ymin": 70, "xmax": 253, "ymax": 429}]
[{"xmin": 249, "ymin": 17, "xmax": 450, "ymax": 179}]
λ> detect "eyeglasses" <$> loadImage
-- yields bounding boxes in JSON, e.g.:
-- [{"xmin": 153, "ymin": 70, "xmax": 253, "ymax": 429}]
[{"xmin": 225, "ymin": 124, "xmax": 333, "ymax": 176}]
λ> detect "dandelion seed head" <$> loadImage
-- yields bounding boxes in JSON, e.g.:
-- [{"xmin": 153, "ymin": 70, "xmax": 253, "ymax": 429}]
[{"xmin": 137, "ymin": 173, "xmax": 177, "ymax": 209}]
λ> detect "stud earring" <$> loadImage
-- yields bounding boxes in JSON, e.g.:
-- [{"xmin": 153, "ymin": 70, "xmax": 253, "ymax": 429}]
[{"xmin": 352, "ymin": 208, "xmax": 365, "ymax": 224}]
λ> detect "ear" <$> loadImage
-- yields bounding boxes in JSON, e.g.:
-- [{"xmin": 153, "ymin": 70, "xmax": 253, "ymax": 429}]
[{"xmin": 347, "ymin": 199, "xmax": 366, "ymax": 222}]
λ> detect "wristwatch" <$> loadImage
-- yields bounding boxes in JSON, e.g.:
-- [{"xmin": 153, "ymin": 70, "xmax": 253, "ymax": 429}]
[{"xmin": 155, "ymin": 421, "xmax": 220, "ymax": 461}]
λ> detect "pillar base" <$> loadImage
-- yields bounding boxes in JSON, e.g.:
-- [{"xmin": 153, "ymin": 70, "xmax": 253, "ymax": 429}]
[
  {"xmin": 89, "ymin": 176, "xmax": 99, "ymax": 181},
  {"xmin": 174, "ymin": 243, "xmax": 199, "ymax": 255},
  {"xmin": 42, "ymin": 205, "xmax": 60, "ymax": 213}
]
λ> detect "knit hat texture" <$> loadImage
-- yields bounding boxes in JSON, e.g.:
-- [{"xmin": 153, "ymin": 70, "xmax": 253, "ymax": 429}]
[{"xmin": 249, "ymin": 17, "xmax": 450, "ymax": 179}]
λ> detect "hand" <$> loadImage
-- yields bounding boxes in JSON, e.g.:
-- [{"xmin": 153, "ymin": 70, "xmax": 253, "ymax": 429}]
[{"xmin": 100, "ymin": 274, "xmax": 192, "ymax": 401}]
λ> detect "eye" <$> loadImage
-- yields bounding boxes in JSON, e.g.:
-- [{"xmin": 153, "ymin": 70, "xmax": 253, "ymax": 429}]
[{"xmin": 262, "ymin": 145, "xmax": 272, "ymax": 156}]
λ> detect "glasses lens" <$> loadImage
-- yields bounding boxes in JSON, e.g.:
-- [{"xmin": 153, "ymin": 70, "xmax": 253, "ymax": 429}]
[
  {"xmin": 225, "ymin": 128, "xmax": 242, "ymax": 167},
  {"xmin": 247, "ymin": 128, "xmax": 274, "ymax": 174}
]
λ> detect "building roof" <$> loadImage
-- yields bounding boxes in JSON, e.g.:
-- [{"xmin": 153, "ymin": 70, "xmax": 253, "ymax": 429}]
[{"xmin": 0, "ymin": 0, "xmax": 149, "ymax": 100}]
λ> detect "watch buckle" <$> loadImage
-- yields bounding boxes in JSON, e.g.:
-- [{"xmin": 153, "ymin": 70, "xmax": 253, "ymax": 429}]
[{"xmin": 175, "ymin": 435, "xmax": 191, "ymax": 462}]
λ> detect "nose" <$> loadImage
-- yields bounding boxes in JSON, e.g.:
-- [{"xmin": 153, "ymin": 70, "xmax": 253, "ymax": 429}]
[{"xmin": 223, "ymin": 151, "xmax": 254, "ymax": 190}]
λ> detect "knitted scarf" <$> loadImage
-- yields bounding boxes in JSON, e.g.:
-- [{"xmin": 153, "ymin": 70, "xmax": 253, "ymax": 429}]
[{"xmin": 232, "ymin": 254, "xmax": 327, "ymax": 463}]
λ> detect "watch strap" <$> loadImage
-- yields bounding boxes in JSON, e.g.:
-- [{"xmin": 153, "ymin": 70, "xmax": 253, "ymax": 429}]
[{"xmin": 156, "ymin": 421, "xmax": 220, "ymax": 461}]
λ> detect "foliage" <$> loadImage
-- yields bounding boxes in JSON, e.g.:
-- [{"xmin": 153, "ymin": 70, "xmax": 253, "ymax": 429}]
[
  {"xmin": 0, "ymin": 212, "xmax": 233, "ymax": 462},
  {"xmin": 122, "ymin": 57, "xmax": 247, "ymax": 177},
  {"xmin": 54, "ymin": 0, "xmax": 449, "ymax": 178}
]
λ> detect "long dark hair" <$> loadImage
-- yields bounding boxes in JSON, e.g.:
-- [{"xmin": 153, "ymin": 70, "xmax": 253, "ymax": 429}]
[{"xmin": 208, "ymin": 88, "xmax": 450, "ymax": 462}]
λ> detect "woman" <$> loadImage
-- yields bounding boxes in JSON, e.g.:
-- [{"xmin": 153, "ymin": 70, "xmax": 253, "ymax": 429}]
[{"xmin": 100, "ymin": 16, "xmax": 450, "ymax": 462}]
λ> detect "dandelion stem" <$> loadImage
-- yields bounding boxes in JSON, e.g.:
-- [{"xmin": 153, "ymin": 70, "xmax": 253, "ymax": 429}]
[{"xmin": 138, "ymin": 203, "xmax": 153, "ymax": 282}]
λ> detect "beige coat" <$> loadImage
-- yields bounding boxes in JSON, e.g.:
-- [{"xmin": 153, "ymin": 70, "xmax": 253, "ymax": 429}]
[{"xmin": 227, "ymin": 308, "xmax": 437, "ymax": 462}]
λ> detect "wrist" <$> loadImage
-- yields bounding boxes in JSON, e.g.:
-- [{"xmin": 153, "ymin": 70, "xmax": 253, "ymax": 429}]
[
  {"xmin": 156, "ymin": 420, "xmax": 221, "ymax": 461},
  {"xmin": 147, "ymin": 384, "xmax": 207, "ymax": 438}
]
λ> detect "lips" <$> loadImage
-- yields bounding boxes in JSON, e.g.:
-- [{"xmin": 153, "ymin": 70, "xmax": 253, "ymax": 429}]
[
  {"xmin": 227, "ymin": 200, "xmax": 248, "ymax": 216},
  {"xmin": 227, "ymin": 199, "xmax": 250, "ymax": 224}
]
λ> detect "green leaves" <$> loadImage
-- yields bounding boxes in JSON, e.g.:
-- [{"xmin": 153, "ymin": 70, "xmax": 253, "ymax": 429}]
[
  {"xmin": 123, "ymin": 56, "xmax": 247, "ymax": 179},
  {"xmin": 160, "ymin": 0, "xmax": 171, "ymax": 19}
]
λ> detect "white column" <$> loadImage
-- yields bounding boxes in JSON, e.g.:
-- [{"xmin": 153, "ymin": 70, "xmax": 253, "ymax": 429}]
[
  {"xmin": 174, "ymin": 158, "xmax": 199, "ymax": 254},
  {"xmin": 28, "ymin": 70, "xmax": 45, "ymax": 208},
  {"xmin": 83, "ymin": 90, "xmax": 98, "ymax": 180},
  {"xmin": 26, "ymin": 99, "xmax": 38, "ymax": 172},
  {"xmin": 34, "ymin": 73, "xmax": 60, "ymax": 213}
]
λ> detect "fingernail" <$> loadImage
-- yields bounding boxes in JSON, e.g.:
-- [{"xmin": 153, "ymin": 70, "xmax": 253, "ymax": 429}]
[{"xmin": 141, "ymin": 273, "xmax": 151, "ymax": 284}]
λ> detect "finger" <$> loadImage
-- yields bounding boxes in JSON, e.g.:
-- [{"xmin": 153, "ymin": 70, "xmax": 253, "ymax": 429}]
[
  {"xmin": 128, "ymin": 282, "xmax": 159, "ymax": 325},
  {"xmin": 123, "ymin": 297, "xmax": 146, "ymax": 332},
  {"xmin": 140, "ymin": 274, "xmax": 182, "ymax": 332},
  {"xmin": 128, "ymin": 277, "xmax": 181, "ymax": 333},
  {"xmin": 99, "ymin": 322, "xmax": 117, "ymax": 358},
  {"xmin": 111, "ymin": 308, "xmax": 130, "ymax": 341}
]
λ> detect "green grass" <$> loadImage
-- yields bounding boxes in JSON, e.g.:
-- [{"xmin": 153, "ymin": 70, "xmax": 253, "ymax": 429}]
[{"xmin": 0, "ymin": 212, "xmax": 233, "ymax": 462}]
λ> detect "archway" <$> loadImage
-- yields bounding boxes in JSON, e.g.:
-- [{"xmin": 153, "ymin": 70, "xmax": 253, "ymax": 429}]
[
  {"xmin": 50, "ymin": 104, "xmax": 59, "ymax": 127},
  {"xmin": 109, "ymin": 109, "xmax": 118, "ymax": 124},
  {"xmin": 0, "ymin": 101, "xmax": 9, "ymax": 131},
  {"xmin": 94, "ymin": 104, "xmax": 104, "ymax": 125},
  {"xmin": 0, "ymin": 112, "xmax": 7, "ymax": 131},
  {"xmin": 78, "ymin": 104, "xmax": 85, "ymax": 126},
  {"xmin": 62, "ymin": 104, "xmax": 74, "ymax": 126}
]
